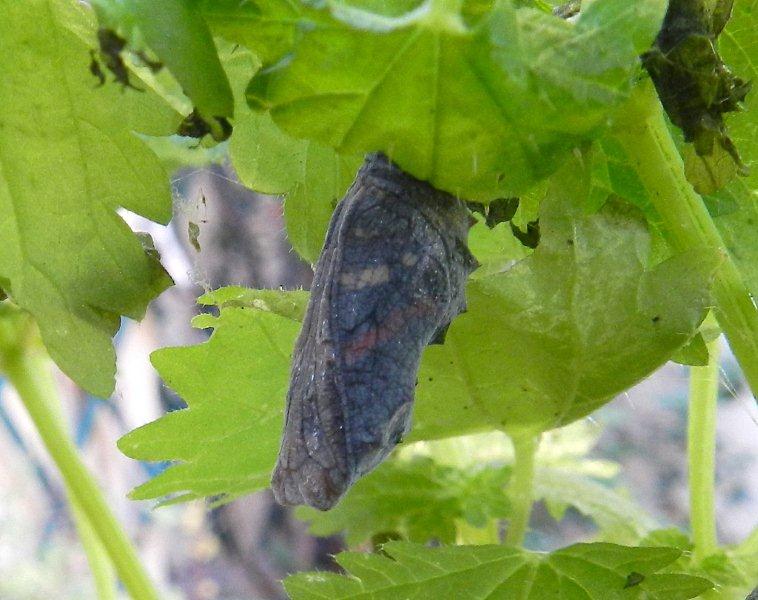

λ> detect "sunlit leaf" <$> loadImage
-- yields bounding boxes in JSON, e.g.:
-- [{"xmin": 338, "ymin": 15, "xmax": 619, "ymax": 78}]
[
  {"xmin": 247, "ymin": 0, "xmax": 666, "ymax": 199},
  {"xmin": 0, "ymin": 0, "xmax": 180, "ymax": 395}
]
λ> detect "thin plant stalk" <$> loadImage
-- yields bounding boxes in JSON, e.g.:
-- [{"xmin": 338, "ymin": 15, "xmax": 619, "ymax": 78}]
[
  {"xmin": 23, "ymin": 337, "xmax": 119, "ymax": 599},
  {"xmin": 505, "ymin": 434, "xmax": 540, "ymax": 547},
  {"xmin": 70, "ymin": 500, "xmax": 118, "ymax": 600},
  {"xmin": 688, "ymin": 321, "xmax": 722, "ymax": 561},
  {"xmin": 1, "ymin": 339, "xmax": 159, "ymax": 600}
]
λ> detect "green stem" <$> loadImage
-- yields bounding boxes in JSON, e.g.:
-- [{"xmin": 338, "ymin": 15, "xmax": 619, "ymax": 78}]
[
  {"xmin": 26, "ymin": 348, "xmax": 119, "ymax": 600},
  {"xmin": 2, "ymin": 348, "xmax": 159, "ymax": 600},
  {"xmin": 505, "ymin": 434, "xmax": 539, "ymax": 547},
  {"xmin": 688, "ymin": 316, "xmax": 721, "ymax": 561},
  {"xmin": 70, "ymin": 500, "xmax": 118, "ymax": 600},
  {"xmin": 614, "ymin": 81, "xmax": 758, "ymax": 401}
]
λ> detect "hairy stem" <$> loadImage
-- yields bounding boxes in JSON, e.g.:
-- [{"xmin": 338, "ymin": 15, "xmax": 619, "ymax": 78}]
[
  {"xmin": 505, "ymin": 434, "xmax": 539, "ymax": 547},
  {"xmin": 615, "ymin": 81, "xmax": 758, "ymax": 400},
  {"xmin": 0, "ymin": 335, "xmax": 158, "ymax": 600},
  {"xmin": 688, "ymin": 317, "xmax": 721, "ymax": 561}
]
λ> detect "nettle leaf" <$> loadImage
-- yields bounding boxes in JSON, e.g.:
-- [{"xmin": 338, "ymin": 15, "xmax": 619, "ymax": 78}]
[
  {"xmin": 295, "ymin": 457, "xmax": 510, "ymax": 546},
  {"xmin": 411, "ymin": 165, "xmax": 718, "ymax": 439},
  {"xmin": 118, "ymin": 290, "xmax": 307, "ymax": 503},
  {"xmin": 711, "ymin": 0, "xmax": 758, "ymax": 298},
  {"xmin": 285, "ymin": 541, "xmax": 713, "ymax": 599},
  {"xmin": 247, "ymin": 0, "xmax": 666, "ymax": 199},
  {"xmin": 284, "ymin": 148, "xmax": 363, "ymax": 263},
  {"xmin": 0, "ymin": 0, "xmax": 180, "ymax": 396},
  {"xmin": 719, "ymin": 0, "xmax": 757, "ymax": 172}
]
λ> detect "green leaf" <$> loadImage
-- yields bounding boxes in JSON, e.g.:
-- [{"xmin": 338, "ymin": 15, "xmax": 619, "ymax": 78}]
[
  {"xmin": 138, "ymin": 134, "xmax": 229, "ymax": 173},
  {"xmin": 411, "ymin": 164, "xmax": 718, "ymax": 439},
  {"xmin": 223, "ymin": 39, "xmax": 360, "ymax": 264},
  {"xmin": 128, "ymin": 0, "xmax": 234, "ymax": 118},
  {"xmin": 711, "ymin": 177, "xmax": 758, "ymax": 300},
  {"xmin": 284, "ymin": 541, "xmax": 713, "ymax": 599},
  {"xmin": 295, "ymin": 457, "xmax": 510, "ymax": 546},
  {"xmin": 118, "ymin": 291, "xmax": 306, "ymax": 502},
  {"xmin": 247, "ymin": 0, "xmax": 666, "ymax": 199},
  {"xmin": 589, "ymin": 136, "xmax": 654, "ymax": 215},
  {"xmin": 0, "ymin": 0, "xmax": 180, "ymax": 396},
  {"xmin": 200, "ymin": 0, "xmax": 313, "ymax": 66},
  {"xmin": 284, "ymin": 147, "xmax": 362, "ymax": 263},
  {"xmin": 198, "ymin": 286, "xmax": 309, "ymax": 320},
  {"xmin": 229, "ymin": 111, "xmax": 361, "ymax": 263},
  {"xmin": 671, "ymin": 319, "xmax": 721, "ymax": 366}
]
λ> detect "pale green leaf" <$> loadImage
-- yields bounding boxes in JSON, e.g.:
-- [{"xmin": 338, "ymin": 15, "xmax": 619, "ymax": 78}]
[
  {"xmin": 230, "ymin": 111, "xmax": 361, "ymax": 263},
  {"xmin": 671, "ymin": 332, "xmax": 710, "ymax": 366},
  {"xmin": 411, "ymin": 164, "xmax": 718, "ymax": 439},
  {"xmin": 0, "ymin": 0, "xmax": 180, "ymax": 395},
  {"xmin": 118, "ymin": 292, "xmax": 306, "ymax": 502},
  {"xmin": 200, "ymin": 0, "xmax": 313, "ymax": 65},
  {"xmin": 102, "ymin": 0, "xmax": 235, "ymax": 117},
  {"xmin": 284, "ymin": 148, "xmax": 362, "ymax": 264},
  {"xmin": 247, "ymin": 0, "xmax": 666, "ymax": 199},
  {"xmin": 224, "ymin": 41, "xmax": 360, "ymax": 264}
]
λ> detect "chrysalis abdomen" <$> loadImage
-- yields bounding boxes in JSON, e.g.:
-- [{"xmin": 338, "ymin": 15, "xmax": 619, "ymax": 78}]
[{"xmin": 272, "ymin": 154, "xmax": 477, "ymax": 510}]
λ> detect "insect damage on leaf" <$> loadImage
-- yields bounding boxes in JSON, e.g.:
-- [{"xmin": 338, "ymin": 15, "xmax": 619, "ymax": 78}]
[
  {"xmin": 642, "ymin": 0, "xmax": 751, "ymax": 173},
  {"xmin": 272, "ymin": 153, "xmax": 478, "ymax": 510}
]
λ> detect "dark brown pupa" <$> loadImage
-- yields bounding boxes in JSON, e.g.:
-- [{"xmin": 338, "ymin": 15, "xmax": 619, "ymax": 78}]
[{"xmin": 272, "ymin": 153, "xmax": 477, "ymax": 510}]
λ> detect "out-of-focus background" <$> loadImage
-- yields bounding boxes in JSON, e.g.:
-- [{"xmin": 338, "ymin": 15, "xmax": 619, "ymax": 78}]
[{"xmin": 1, "ymin": 163, "xmax": 756, "ymax": 599}]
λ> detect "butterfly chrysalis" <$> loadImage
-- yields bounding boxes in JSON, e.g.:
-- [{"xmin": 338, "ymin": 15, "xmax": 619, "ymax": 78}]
[{"xmin": 272, "ymin": 153, "xmax": 478, "ymax": 510}]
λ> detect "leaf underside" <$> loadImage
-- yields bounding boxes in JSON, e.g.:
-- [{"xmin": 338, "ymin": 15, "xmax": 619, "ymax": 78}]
[{"xmin": 0, "ymin": 0, "xmax": 180, "ymax": 395}]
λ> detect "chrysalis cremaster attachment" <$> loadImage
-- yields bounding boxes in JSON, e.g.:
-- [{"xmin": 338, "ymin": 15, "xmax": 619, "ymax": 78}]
[{"xmin": 272, "ymin": 153, "xmax": 478, "ymax": 510}]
